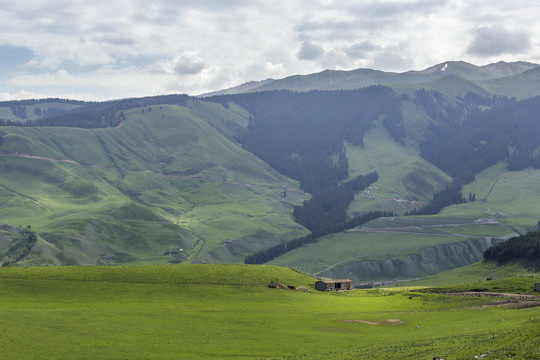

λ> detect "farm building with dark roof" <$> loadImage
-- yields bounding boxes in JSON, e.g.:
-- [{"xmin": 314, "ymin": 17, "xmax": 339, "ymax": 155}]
[{"xmin": 315, "ymin": 279, "xmax": 354, "ymax": 291}]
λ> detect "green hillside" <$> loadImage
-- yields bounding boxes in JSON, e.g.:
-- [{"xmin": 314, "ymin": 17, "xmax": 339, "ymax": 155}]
[
  {"xmin": 0, "ymin": 101, "xmax": 308, "ymax": 265},
  {"xmin": 448, "ymin": 162, "xmax": 540, "ymax": 232},
  {"xmin": 345, "ymin": 122, "xmax": 451, "ymax": 216},
  {"xmin": 0, "ymin": 265, "xmax": 538, "ymax": 359},
  {"xmin": 2, "ymin": 61, "xmax": 540, "ymax": 281},
  {"xmin": 419, "ymin": 74, "xmax": 492, "ymax": 97},
  {"xmin": 478, "ymin": 66, "xmax": 540, "ymax": 98},
  {"xmin": 0, "ymin": 263, "xmax": 316, "ymax": 286},
  {"xmin": 393, "ymin": 260, "xmax": 540, "ymax": 288},
  {"xmin": 267, "ymin": 215, "xmax": 515, "ymax": 281},
  {"xmin": 0, "ymin": 100, "xmax": 83, "ymax": 122}
]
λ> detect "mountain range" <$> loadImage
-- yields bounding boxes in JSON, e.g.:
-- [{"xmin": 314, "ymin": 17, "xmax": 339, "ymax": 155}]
[
  {"xmin": 200, "ymin": 60, "xmax": 539, "ymax": 97},
  {"xmin": 1, "ymin": 60, "xmax": 539, "ymax": 283}
]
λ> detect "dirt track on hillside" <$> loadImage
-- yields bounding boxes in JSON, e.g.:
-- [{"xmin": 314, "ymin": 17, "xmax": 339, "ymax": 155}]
[{"xmin": 1, "ymin": 152, "xmax": 78, "ymax": 164}]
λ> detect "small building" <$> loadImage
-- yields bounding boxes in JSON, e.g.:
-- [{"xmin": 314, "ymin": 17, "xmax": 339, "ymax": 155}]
[
  {"xmin": 315, "ymin": 279, "xmax": 354, "ymax": 291},
  {"xmin": 535, "ymin": 283, "xmax": 540, "ymax": 292}
]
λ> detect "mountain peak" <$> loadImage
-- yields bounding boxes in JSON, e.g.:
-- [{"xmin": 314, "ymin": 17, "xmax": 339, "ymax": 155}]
[
  {"xmin": 481, "ymin": 61, "xmax": 539, "ymax": 78},
  {"xmin": 414, "ymin": 61, "xmax": 495, "ymax": 80},
  {"xmin": 198, "ymin": 78, "xmax": 275, "ymax": 97}
]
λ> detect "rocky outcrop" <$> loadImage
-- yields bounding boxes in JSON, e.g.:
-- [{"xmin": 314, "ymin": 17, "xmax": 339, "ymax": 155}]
[{"xmin": 0, "ymin": 223, "xmax": 25, "ymax": 234}]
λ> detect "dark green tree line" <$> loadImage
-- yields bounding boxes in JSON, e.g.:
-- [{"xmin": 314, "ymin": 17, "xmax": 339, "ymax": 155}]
[
  {"xmin": 244, "ymin": 210, "xmax": 394, "ymax": 264},
  {"xmin": 405, "ymin": 181, "xmax": 465, "ymax": 216},
  {"xmin": 293, "ymin": 172, "xmax": 378, "ymax": 231},
  {"xmin": 483, "ymin": 231, "xmax": 540, "ymax": 264},
  {"xmin": 0, "ymin": 95, "xmax": 190, "ymax": 129},
  {"xmin": 419, "ymin": 92, "xmax": 540, "ymax": 183}
]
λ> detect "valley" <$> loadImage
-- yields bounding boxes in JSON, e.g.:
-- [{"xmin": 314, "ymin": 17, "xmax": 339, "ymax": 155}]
[
  {"xmin": 4, "ymin": 3, "xmax": 540, "ymax": 359},
  {"xmin": 1, "ymin": 60, "xmax": 540, "ymax": 285}
]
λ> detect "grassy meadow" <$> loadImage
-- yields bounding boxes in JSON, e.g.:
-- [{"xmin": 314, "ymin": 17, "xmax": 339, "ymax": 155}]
[
  {"xmin": 392, "ymin": 260, "xmax": 540, "ymax": 288},
  {"xmin": 449, "ymin": 162, "xmax": 540, "ymax": 232},
  {"xmin": 0, "ymin": 102, "xmax": 83, "ymax": 122},
  {"xmin": 0, "ymin": 264, "xmax": 538, "ymax": 359}
]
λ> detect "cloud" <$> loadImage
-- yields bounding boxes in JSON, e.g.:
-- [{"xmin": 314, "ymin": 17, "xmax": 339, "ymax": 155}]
[
  {"xmin": 297, "ymin": 41, "xmax": 324, "ymax": 60},
  {"xmin": 360, "ymin": 0, "xmax": 448, "ymax": 18},
  {"xmin": 466, "ymin": 26, "xmax": 531, "ymax": 56},
  {"xmin": 344, "ymin": 41, "xmax": 381, "ymax": 59},
  {"xmin": 371, "ymin": 46, "xmax": 415, "ymax": 71},
  {"xmin": 0, "ymin": 1, "xmax": 540, "ymax": 99},
  {"xmin": 96, "ymin": 34, "xmax": 136, "ymax": 46},
  {"xmin": 0, "ymin": 90, "xmax": 46, "ymax": 101},
  {"xmin": 172, "ymin": 53, "xmax": 206, "ymax": 75}
]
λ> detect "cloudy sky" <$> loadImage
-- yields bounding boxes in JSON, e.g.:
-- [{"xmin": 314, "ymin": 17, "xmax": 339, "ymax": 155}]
[{"xmin": 0, "ymin": 0, "xmax": 538, "ymax": 101}]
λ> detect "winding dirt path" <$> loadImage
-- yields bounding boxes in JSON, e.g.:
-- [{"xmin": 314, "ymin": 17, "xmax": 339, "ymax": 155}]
[
  {"xmin": 1, "ymin": 152, "xmax": 78, "ymax": 164},
  {"xmin": 484, "ymin": 177, "xmax": 500, "ymax": 201}
]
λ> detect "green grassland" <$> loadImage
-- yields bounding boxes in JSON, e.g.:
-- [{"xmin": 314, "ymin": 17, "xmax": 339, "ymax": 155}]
[
  {"xmin": 267, "ymin": 217, "xmax": 513, "ymax": 275},
  {"xmin": 395, "ymin": 260, "xmax": 540, "ymax": 288},
  {"xmin": 0, "ymin": 265, "xmax": 538, "ymax": 359},
  {"xmin": 269, "ymin": 231, "xmax": 476, "ymax": 271},
  {"xmin": 418, "ymin": 74, "xmax": 492, "ymax": 97},
  {"xmin": 0, "ymin": 263, "xmax": 315, "ymax": 286},
  {"xmin": 447, "ymin": 162, "xmax": 540, "ymax": 232},
  {"xmin": 346, "ymin": 123, "xmax": 451, "ymax": 216},
  {"xmin": 0, "ymin": 102, "xmax": 308, "ymax": 265},
  {"xmin": 0, "ymin": 101, "xmax": 82, "ymax": 122},
  {"xmin": 432, "ymin": 275, "xmax": 540, "ymax": 294}
]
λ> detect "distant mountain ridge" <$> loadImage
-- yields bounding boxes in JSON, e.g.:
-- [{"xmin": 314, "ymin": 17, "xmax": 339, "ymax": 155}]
[
  {"xmin": 480, "ymin": 61, "xmax": 539, "ymax": 78},
  {"xmin": 415, "ymin": 60, "xmax": 538, "ymax": 79},
  {"xmin": 199, "ymin": 78, "xmax": 274, "ymax": 97},
  {"xmin": 200, "ymin": 60, "xmax": 539, "ymax": 96}
]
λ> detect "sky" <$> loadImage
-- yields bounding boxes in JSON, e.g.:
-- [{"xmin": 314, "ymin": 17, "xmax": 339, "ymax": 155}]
[{"xmin": 0, "ymin": 0, "xmax": 539, "ymax": 101}]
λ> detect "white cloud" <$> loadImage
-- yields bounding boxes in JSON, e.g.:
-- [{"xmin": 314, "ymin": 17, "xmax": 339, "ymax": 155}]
[
  {"xmin": 0, "ymin": 0, "xmax": 539, "ymax": 100},
  {"xmin": 172, "ymin": 53, "xmax": 206, "ymax": 75},
  {"xmin": 0, "ymin": 90, "xmax": 47, "ymax": 101}
]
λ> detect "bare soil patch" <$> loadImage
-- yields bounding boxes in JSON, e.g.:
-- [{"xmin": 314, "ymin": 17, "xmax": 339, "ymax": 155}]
[
  {"xmin": 341, "ymin": 319, "xmax": 404, "ymax": 325},
  {"xmin": 439, "ymin": 292, "xmax": 540, "ymax": 309}
]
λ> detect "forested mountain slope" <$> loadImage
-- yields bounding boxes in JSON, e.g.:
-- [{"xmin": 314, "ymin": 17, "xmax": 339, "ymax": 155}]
[{"xmin": 222, "ymin": 87, "xmax": 540, "ymax": 281}]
